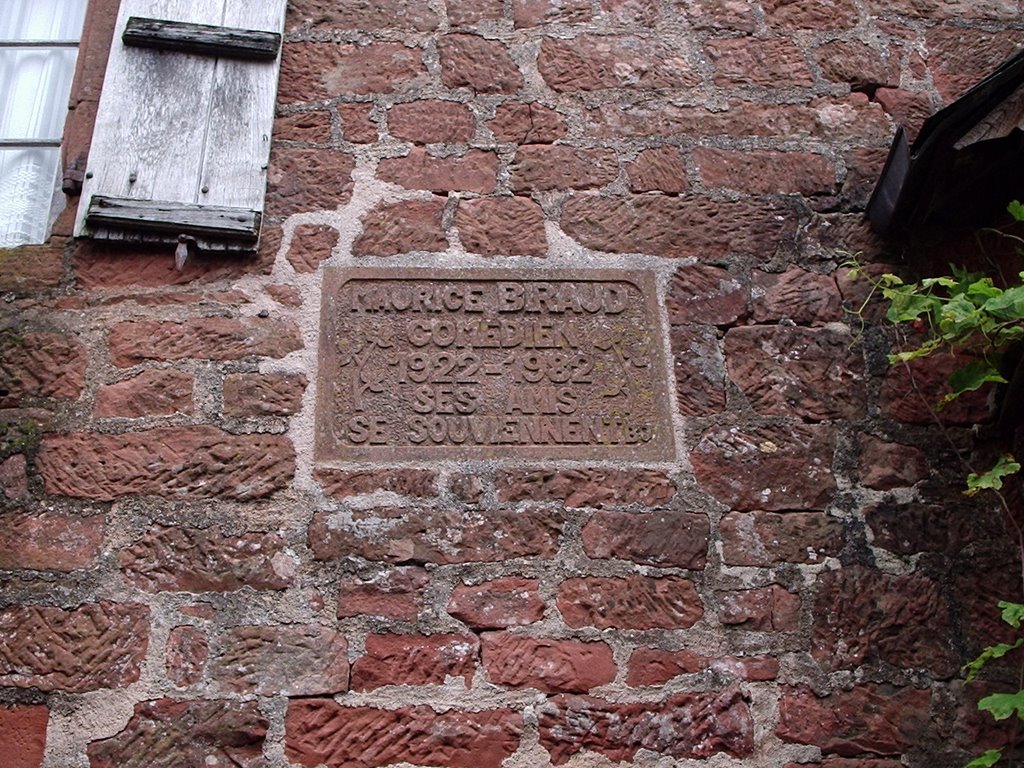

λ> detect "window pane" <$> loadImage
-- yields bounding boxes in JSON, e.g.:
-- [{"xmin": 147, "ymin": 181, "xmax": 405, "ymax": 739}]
[
  {"xmin": 0, "ymin": 0, "xmax": 88, "ymax": 41},
  {"xmin": 0, "ymin": 47, "xmax": 79, "ymax": 140},
  {"xmin": 0, "ymin": 147, "xmax": 60, "ymax": 247}
]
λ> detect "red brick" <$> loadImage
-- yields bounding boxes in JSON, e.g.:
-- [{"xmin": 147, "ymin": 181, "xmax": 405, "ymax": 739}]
[
  {"xmin": 497, "ymin": 468, "xmax": 675, "ymax": 507},
  {"xmin": 762, "ymin": 0, "xmax": 860, "ymax": 29},
  {"xmin": 389, "ymin": 100, "xmax": 475, "ymax": 143},
  {"xmin": 865, "ymin": 0, "xmax": 1019, "ymax": 20},
  {"xmin": 89, "ymin": 699, "xmax": 267, "ymax": 768},
  {"xmin": 223, "ymin": 372, "xmax": 306, "ymax": 418},
  {"xmin": 812, "ymin": 567, "xmax": 956, "ymax": 676},
  {"xmin": 865, "ymin": 497, "xmax": 980, "ymax": 556},
  {"xmin": 267, "ymin": 147, "xmax": 355, "ymax": 216},
  {"xmin": 0, "ymin": 705, "xmax": 47, "ymax": 768},
  {"xmin": 378, "ymin": 148, "xmax": 497, "ymax": 194},
  {"xmin": 286, "ymin": 701, "xmax": 522, "ymax": 768},
  {"xmin": 455, "ymin": 196, "xmax": 547, "ymax": 257},
  {"xmin": 720, "ymin": 511, "xmax": 845, "ymax": 565},
  {"xmin": 279, "ymin": 41, "xmax": 425, "ymax": 101},
  {"xmin": 488, "ymin": 101, "xmax": 566, "ymax": 143},
  {"xmin": 511, "ymin": 145, "xmax": 618, "ymax": 192},
  {"xmin": 581, "ymin": 510, "xmax": 709, "ymax": 568},
  {"xmin": 287, "ymin": 0, "xmax": 440, "ymax": 31},
  {"xmin": 39, "ymin": 428, "xmax": 294, "ymax": 501},
  {"xmin": 670, "ymin": 325, "xmax": 727, "ymax": 415},
  {"xmin": 873, "ymin": 88, "xmax": 933, "ymax": 141},
  {"xmin": 0, "ymin": 332, "xmax": 85, "ymax": 406},
  {"xmin": 0, "ymin": 602, "xmax": 148, "ymax": 692},
  {"xmin": 752, "ymin": 268, "xmax": 843, "ymax": 324},
  {"xmin": 561, "ymin": 194, "xmax": 798, "ymax": 260},
  {"xmin": 680, "ymin": 0, "xmax": 756, "ymax": 31},
  {"xmin": 267, "ymin": 283, "xmax": 302, "ymax": 307},
  {"xmin": 108, "ymin": 317, "xmax": 301, "ymax": 367},
  {"xmin": 74, "ymin": 241, "xmax": 267, "ymax": 289},
  {"xmin": 212, "ymin": 625, "xmax": 348, "ymax": 695},
  {"xmin": 539, "ymin": 689, "xmax": 754, "ymax": 763},
  {"xmin": 600, "ymin": 0, "xmax": 659, "ymax": 24},
  {"xmin": 351, "ymin": 633, "xmax": 477, "ymax": 690},
  {"xmin": 274, "ymin": 110, "xmax": 332, "ymax": 143},
  {"xmin": 626, "ymin": 648, "xmax": 779, "ymax": 686},
  {"xmin": 121, "ymin": 524, "xmax": 294, "ymax": 592},
  {"xmin": 924, "ymin": 27, "xmax": 1023, "ymax": 101},
  {"xmin": 339, "ymin": 103, "xmax": 378, "ymax": 143},
  {"xmin": 777, "ymin": 684, "xmax": 930, "ymax": 756},
  {"xmin": 695, "ymin": 148, "xmax": 836, "ymax": 196},
  {"xmin": 0, "ymin": 509, "xmax": 104, "ymax": 571},
  {"xmin": 691, "ymin": 423, "xmax": 837, "ymax": 510},
  {"xmin": 94, "ymin": 369, "xmax": 193, "ymax": 418},
  {"xmin": 513, "ymin": 0, "xmax": 591, "ymax": 26},
  {"xmin": 858, "ymin": 435, "xmax": 928, "ymax": 489},
  {"xmin": 667, "ymin": 264, "xmax": 748, "ymax": 325},
  {"xmin": 338, "ymin": 566, "xmax": 429, "ymax": 620},
  {"xmin": 539, "ymin": 35, "xmax": 697, "ymax": 91},
  {"xmin": 353, "ymin": 196, "xmax": 448, "ymax": 256},
  {"xmin": 448, "ymin": 0, "xmax": 503, "ymax": 25},
  {"xmin": 439, "ymin": 34, "xmax": 523, "ymax": 93},
  {"xmin": 725, "ymin": 325, "xmax": 866, "ymax": 420},
  {"xmin": 626, "ymin": 146, "xmax": 688, "ymax": 194},
  {"xmin": 448, "ymin": 577, "xmax": 544, "ymax": 629},
  {"xmin": 482, "ymin": 634, "xmax": 615, "ymax": 693},
  {"xmin": 166, "ymin": 626, "xmax": 207, "ymax": 687},
  {"xmin": 316, "ymin": 468, "xmax": 437, "ymax": 500},
  {"xmin": 0, "ymin": 244, "xmax": 63, "ymax": 293},
  {"xmin": 813, "ymin": 40, "xmax": 892, "ymax": 88},
  {"xmin": 879, "ymin": 350, "xmax": 991, "ymax": 426},
  {"xmin": 287, "ymin": 223, "xmax": 339, "ymax": 273},
  {"xmin": 310, "ymin": 507, "xmax": 564, "ymax": 563},
  {"xmin": 706, "ymin": 38, "xmax": 814, "ymax": 87},
  {"xmin": 0, "ymin": 453, "xmax": 28, "ymax": 499},
  {"xmin": 558, "ymin": 575, "xmax": 702, "ymax": 629},
  {"xmin": 719, "ymin": 585, "xmax": 801, "ymax": 631}
]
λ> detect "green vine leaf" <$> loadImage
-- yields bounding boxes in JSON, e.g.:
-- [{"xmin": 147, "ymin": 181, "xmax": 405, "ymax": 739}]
[
  {"xmin": 963, "ymin": 639, "xmax": 1024, "ymax": 682},
  {"xmin": 1000, "ymin": 601, "xmax": 1024, "ymax": 630},
  {"xmin": 941, "ymin": 362, "xmax": 1008, "ymax": 409},
  {"xmin": 966, "ymin": 455, "xmax": 1022, "ymax": 497},
  {"xmin": 965, "ymin": 748, "xmax": 1004, "ymax": 768},
  {"xmin": 978, "ymin": 690, "xmax": 1024, "ymax": 721},
  {"xmin": 1008, "ymin": 199, "xmax": 1024, "ymax": 222}
]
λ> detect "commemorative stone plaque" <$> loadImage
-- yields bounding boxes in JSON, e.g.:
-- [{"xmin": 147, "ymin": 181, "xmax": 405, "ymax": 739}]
[{"xmin": 315, "ymin": 268, "xmax": 675, "ymax": 461}]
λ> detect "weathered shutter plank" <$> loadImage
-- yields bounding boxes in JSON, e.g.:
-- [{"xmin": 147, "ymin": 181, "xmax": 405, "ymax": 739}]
[
  {"xmin": 86, "ymin": 195, "xmax": 259, "ymax": 239},
  {"xmin": 123, "ymin": 17, "xmax": 281, "ymax": 60}
]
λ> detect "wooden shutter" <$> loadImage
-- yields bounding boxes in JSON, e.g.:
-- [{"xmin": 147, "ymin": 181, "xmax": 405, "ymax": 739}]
[{"xmin": 74, "ymin": 0, "xmax": 286, "ymax": 251}]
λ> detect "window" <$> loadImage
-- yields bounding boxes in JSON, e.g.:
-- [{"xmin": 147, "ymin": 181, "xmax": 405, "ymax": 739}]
[{"xmin": 0, "ymin": 0, "xmax": 87, "ymax": 247}]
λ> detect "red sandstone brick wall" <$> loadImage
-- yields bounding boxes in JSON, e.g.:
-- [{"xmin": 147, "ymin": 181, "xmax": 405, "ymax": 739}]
[{"xmin": 1, "ymin": 1, "xmax": 1022, "ymax": 767}]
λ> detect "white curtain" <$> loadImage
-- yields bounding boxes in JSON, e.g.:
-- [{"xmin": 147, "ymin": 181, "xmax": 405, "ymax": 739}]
[{"xmin": 0, "ymin": 0, "xmax": 87, "ymax": 247}]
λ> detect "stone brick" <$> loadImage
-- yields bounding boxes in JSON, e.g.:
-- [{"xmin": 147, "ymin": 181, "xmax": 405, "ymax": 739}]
[
  {"xmin": 439, "ymin": 34, "xmax": 523, "ymax": 93},
  {"xmin": 0, "ymin": 705, "xmax": 47, "ymax": 768},
  {"xmin": 581, "ymin": 510, "xmax": 709, "ymax": 568},
  {"xmin": 166, "ymin": 626, "xmax": 207, "ymax": 687},
  {"xmin": 279, "ymin": 41, "xmax": 425, "ymax": 101},
  {"xmin": 694, "ymin": 148, "xmax": 836, "ymax": 196},
  {"xmin": 513, "ymin": 0, "xmax": 592, "ymax": 26},
  {"xmin": 777, "ymin": 685, "xmax": 930, "ymax": 756},
  {"xmin": 338, "ymin": 566, "xmax": 429, "ymax": 620},
  {"xmin": 88, "ymin": 699, "xmax": 268, "ymax": 768},
  {"xmin": 879, "ymin": 351, "xmax": 991, "ymax": 426},
  {"xmin": 762, "ymin": 0, "xmax": 860, "ymax": 29},
  {"xmin": 814, "ymin": 40, "xmax": 892, "ymax": 88},
  {"xmin": 511, "ymin": 145, "xmax": 618, "ymax": 192},
  {"xmin": 339, "ymin": 103, "xmax": 378, "ymax": 143},
  {"xmin": 538, "ymin": 35, "xmax": 697, "ymax": 91},
  {"xmin": 448, "ymin": 577, "xmax": 544, "ymax": 629},
  {"xmin": 455, "ymin": 196, "xmax": 547, "ymax": 257},
  {"xmin": 487, "ymin": 101, "xmax": 566, "ymax": 143},
  {"xmin": 223, "ymin": 372, "xmax": 306, "ymax": 418},
  {"xmin": 315, "ymin": 468, "xmax": 437, "ymax": 500},
  {"xmin": 353, "ymin": 197, "xmax": 448, "ymax": 256},
  {"xmin": 924, "ymin": 27, "xmax": 1023, "ymax": 101},
  {"xmin": 859, "ymin": 435, "xmax": 928, "ymax": 489},
  {"xmin": 94, "ymin": 369, "xmax": 193, "ymax": 418},
  {"xmin": 720, "ymin": 511, "xmax": 845, "ymax": 566},
  {"xmin": 865, "ymin": 497, "xmax": 979, "ymax": 556},
  {"xmin": 266, "ymin": 147, "xmax": 355, "ymax": 216},
  {"xmin": 631, "ymin": 648, "xmax": 778, "ymax": 686},
  {"xmin": 108, "ymin": 317, "xmax": 302, "ymax": 367},
  {"xmin": 811, "ymin": 567, "xmax": 956, "ymax": 676},
  {"xmin": 212, "ymin": 625, "xmax": 348, "ymax": 696},
  {"xmin": 626, "ymin": 146, "xmax": 688, "ymax": 194},
  {"xmin": 667, "ymin": 264, "xmax": 748, "ymax": 326},
  {"xmin": 451, "ymin": 473, "xmax": 487, "ymax": 503},
  {"xmin": 0, "ymin": 244, "xmax": 63, "ymax": 293},
  {"xmin": 0, "ymin": 602, "xmax": 148, "ymax": 692},
  {"xmin": 558, "ymin": 575, "xmax": 702, "ymax": 629},
  {"xmin": 496, "ymin": 468, "xmax": 675, "ymax": 507},
  {"xmin": 389, "ymin": 100, "xmax": 475, "ymax": 143},
  {"xmin": 267, "ymin": 283, "xmax": 302, "ymax": 307},
  {"xmin": 706, "ymin": 38, "xmax": 814, "ymax": 86},
  {"xmin": 561, "ymin": 194, "xmax": 798, "ymax": 260},
  {"xmin": 287, "ymin": 223, "xmax": 339, "ymax": 273},
  {"xmin": 719, "ymin": 585, "xmax": 801, "ymax": 631},
  {"xmin": 274, "ymin": 110, "xmax": 332, "ymax": 143},
  {"xmin": 482, "ymin": 634, "xmax": 615, "ymax": 693},
  {"xmin": 670, "ymin": 325, "xmax": 727, "ymax": 415},
  {"xmin": 842, "ymin": 147, "xmax": 890, "ymax": 208},
  {"xmin": 865, "ymin": 0, "xmax": 1019, "ymax": 20},
  {"xmin": 873, "ymin": 88, "xmax": 933, "ymax": 141},
  {"xmin": 752, "ymin": 268, "xmax": 843, "ymax": 324},
  {"xmin": 680, "ymin": 0, "xmax": 756, "ymax": 31},
  {"xmin": 39, "ymin": 428, "xmax": 295, "ymax": 501},
  {"xmin": 448, "ymin": 0, "xmax": 504, "ymax": 25},
  {"xmin": 538, "ymin": 689, "xmax": 754, "ymax": 763},
  {"xmin": 310, "ymin": 507, "xmax": 564, "ymax": 563},
  {"xmin": 378, "ymin": 148, "xmax": 497, "ymax": 194},
  {"xmin": 724, "ymin": 325, "xmax": 866, "ymax": 420},
  {"xmin": 785, "ymin": 761, "xmax": 902, "ymax": 768},
  {"xmin": 0, "ymin": 332, "xmax": 85, "ymax": 406},
  {"xmin": 286, "ymin": 701, "xmax": 522, "ymax": 768},
  {"xmin": 351, "ymin": 633, "xmax": 477, "ymax": 690},
  {"xmin": 691, "ymin": 423, "xmax": 837, "ymax": 510},
  {"xmin": 0, "ymin": 509, "xmax": 104, "ymax": 571},
  {"xmin": 287, "ymin": 0, "xmax": 440, "ymax": 31},
  {"xmin": 601, "ymin": 0, "xmax": 660, "ymax": 24},
  {"xmin": 0, "ymin": 454, "xmax": 28, "ymax": 499},
  {"xmin": 121, "ymin": 524, "xmax": 294, "ymax": 592}
]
